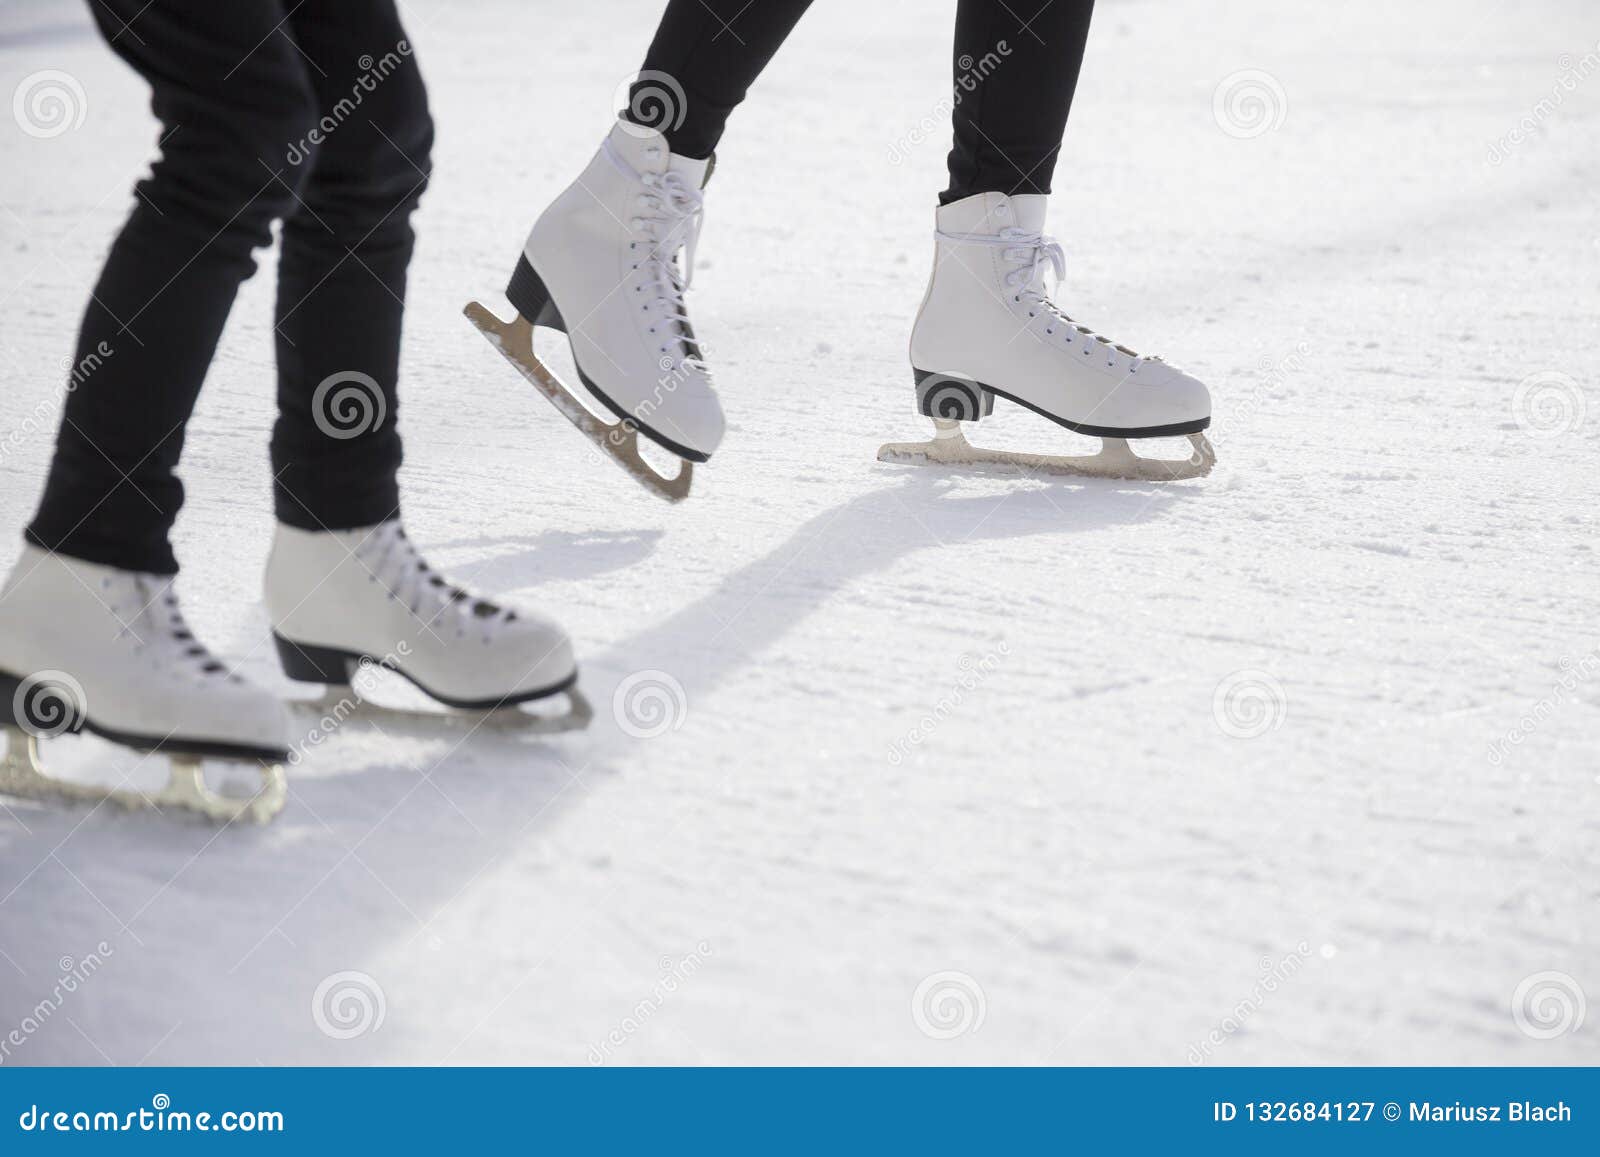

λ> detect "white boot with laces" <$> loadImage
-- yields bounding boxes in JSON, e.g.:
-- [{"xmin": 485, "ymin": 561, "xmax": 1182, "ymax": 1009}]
[
  {"xmin": 465, "ymin": 118, "xmax": 722, "ymax": 502},
  {"xmin": 883, "ymin": 191, "xmax": 1216, "ymax": 480},
  {"xmin": 0, "ymin": 544, "xmax": 291, "ymax": 822},
  {"xmin": 265, "ymin": 521, "xmax": 582, "ymax": 716}
]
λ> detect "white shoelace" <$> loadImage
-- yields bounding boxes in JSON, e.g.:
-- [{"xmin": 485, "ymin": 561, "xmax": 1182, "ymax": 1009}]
[
  {"xmin": 938, "ymin": 225, "xmax": 1147, "ymax": 373},
  {"xmin": 356, "ymin": 523, "xmax": 514, "ymax": 641},
  {"xmin": 103, "ymin": 573, "xmax": 235, "ymax": 680},
  {"xmin": 607, "ymin": 140, "xmax": 707, "ymax": 373}
]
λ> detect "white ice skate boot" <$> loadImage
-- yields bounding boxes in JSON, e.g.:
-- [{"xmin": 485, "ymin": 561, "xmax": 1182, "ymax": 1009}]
[
  {"xmin": 0, "ymin": 545, "xmax": 290, "ymax": 822},
  {"xmin": 265, "ymin": 521, "xmax": 587, "ymax": 727},
  {"xmin": 882, "ymin": 192, "xmax": 1215, "ymax": 480},
  {"xmin": 466, "ymin": 118, "xmax": 721, "ymax": 502}
]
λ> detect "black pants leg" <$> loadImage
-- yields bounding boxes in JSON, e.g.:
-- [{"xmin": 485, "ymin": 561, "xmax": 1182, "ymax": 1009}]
[
  {"xmin": 625, "ymin": 0, "xmax": 815, "ymax": 159},
  {"xmin": 943, "ymin": 0, "xmax": 1096, "ymax": 204},
  {"xmin": 271, "ymin": 1, "xmax": 431, "ymax": 532},
  {"xmin": 624, "ymin": 0, "xmax": 1095, "ymax": 201},
  {"xmin": 25, "ymin": 0, "xmax": 428, "ymax": 574}
]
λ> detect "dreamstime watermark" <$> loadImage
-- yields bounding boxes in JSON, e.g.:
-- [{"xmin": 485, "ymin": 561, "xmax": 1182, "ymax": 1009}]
[
  {"xmin": 1212, "ymin": 69, "xmax": 1288, "ymax": 139},
  {"xmin": 1511, "ymin": 971, "xmax": 1586, "ymax": 1040},
  {"xmin": 16, "ymin": 1094, "xmax": 283, "ymax": 1134},
  {"xmin": 1188, "ymin": 941, "xmax": 1319, "ymax": 1064},
  {"xmin": 613, "ymin": 69, "xmax": 688, "ymax": 140},
  {"xmin": 312, "ymin": 370, "xmax": 387, "ymax": 439},
  {"xmin": 1485, "ymin": 648, "xmax": 1599, "ymax": 766},
  {"xmin": 612, "ymin": 669, "xmax": 688, "ymax": 739},
  {"xmin": 888, "ymin": 41, "xmax": 1013, "ymax": 165},
  {"xmin": 0, "ymin": 943, "xmax": 115, "ymax": 1065},
  {"xmin": 1, "ymin": 342, "xmax": 115, "ymax": 466},
  {"xmin": 587, "ymin": 941, "xmax": 713, "ymax": 1064},
  {"xmin": 1511, "ymin": 370, "xmax": 1587, "ymax": 439},
  {"xmin": 1487, "ymin": 41, "xmax": 1600, "ymax": 165},
  {"xmin": 1212, "ymin": 669, "xmax": 1287, "ymax": 739},
  {"xmin": 911, "ymin": 970, "xmax": 986, "ymax": 1040},
  {"xmin": 288, "ymin": 644, "xmax": 412, "ymax": 766},
  {"xmin": 887, "ymin": 642, "xmax": 1009, "ymax": 765},
  {"xmin": 311, "ymin": 970, "xmax": 386, "ymax": 1040},
  {"xmin": 1232, "ymin": 340, "xmax": 1310, "ymax": 428},
  {"xmin": 603, "ymin": 350, "xmax": 710, "ymax": 452},
  {"xmin": 12, "ymin": 70, "xmax": 86, "ymax": 138},
  {"xmin": 285, "ymin": 41, "xmax": 414, "ymax": 165}
]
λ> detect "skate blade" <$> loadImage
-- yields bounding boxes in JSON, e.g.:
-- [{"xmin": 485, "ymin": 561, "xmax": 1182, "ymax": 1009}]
[
  {"xmin": 464, "ymin": 300, "xmax": 692, "ymax": 503},
  {"xmin": 877, "ymin": 419, "xmax": 1215, "ymax": 482},
  {"xmin": 295, "ymin": 686, "xmax": 593, "ymax": 735},
  {"xmin": 0, "ymin": 727, "xmax": 286, "ymax": 824}
]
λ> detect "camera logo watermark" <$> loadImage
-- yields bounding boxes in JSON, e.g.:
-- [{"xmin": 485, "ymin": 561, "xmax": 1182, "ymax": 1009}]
[
  {"xmin": 311, "ymin": 970, "xmax": 386, "ymax": 1040},
  {"xmin": 1512, "ymin": 370, "xmax": 1587, "ymax": 439},
  {"xmin": 1511, "ymin": 970, "xmax": 1586, "ymax": 1040},
  {"xmin": 1213, "ymin": 69, "xmax": 1287, "ymax": 139},
  {"xmin": 13, "ymin": 70, "xmax": 86, "ymax": 139},
  {"xmin": 612, "ymin": 669, "xmax": 688, "ymax": 739},
  {"xmin": 312, "ymin": 371, "xmax": 387, "ymax": 440},
  {"xmin": 614, "ymin": 70, "xmax": 688, "ymax": 139},
  {"xmin": 1212, "ymin": 669, "xmax": 1288, "ymax": 739},
  {"xmin": 10, "ymin": 670, "xmax": 86, "ymax": 739},
  {"xmin": 911, "ymin": 970, "xmax": 986, "ymax": 1040}
]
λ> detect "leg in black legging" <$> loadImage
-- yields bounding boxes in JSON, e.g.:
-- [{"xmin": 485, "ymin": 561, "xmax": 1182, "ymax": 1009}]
[
  {"xmin": 271, "ymin": 1, "xmax": 432, "ymax": 532},
  {"xmin": 624, "ymin": 0, "xmax": 814, "ymax": 158},
  {"xmin": 26, "ymin": 0, "xmax": 316, "ymax": 575},
  {"xmin": 622, "ymin": 0, "xmax": 1093, "ymax": 198},
  {"xmin": 943, "ymin": 0, "xmax": 1096, "ymax": 204}
]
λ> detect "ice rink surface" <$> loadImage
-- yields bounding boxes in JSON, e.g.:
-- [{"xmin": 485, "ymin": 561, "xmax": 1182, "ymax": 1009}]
[{"xmin": 0, "ymin": 0, "xmax": 1596, "ymax": 1064}]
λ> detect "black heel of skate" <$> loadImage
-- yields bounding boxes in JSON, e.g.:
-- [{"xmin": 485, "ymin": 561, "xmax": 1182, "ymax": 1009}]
[
  {"xmin": 912, "ymin": 368, "xmax": 994, "ymax": 423},
  {"xmin": 506, "ymin": 255, "xmax": 568, "ymax": 333},
  {"xmin": 0, "ymin": 669, "xmax": 87, "ymax": 735},
  {"xmin": 273, "ymin": 634, "xmax": 356, "ymax": 687}
]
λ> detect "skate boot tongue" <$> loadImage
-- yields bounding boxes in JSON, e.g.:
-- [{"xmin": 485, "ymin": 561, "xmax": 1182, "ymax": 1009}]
[
  {"xmin": 1006, "ymin": 194, "xmax": 1048, "ymax": 235},
  {"xmin": 934, "ymin": 191, "xmax": 1048, "ymax": 237},
  {"xmin": 667, "ymin": 151, "xmax": 712, "ymax": 189}
]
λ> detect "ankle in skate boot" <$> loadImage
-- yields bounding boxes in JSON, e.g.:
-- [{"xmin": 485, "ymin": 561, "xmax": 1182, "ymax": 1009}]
[
  {"xmin": 883, "ymin": 192, "xmax": 1215, "ymax": 481},
  {"xmin": 0, "ymin": 545, "xmax": 291, "ymax": 823},
  {"xmin": 265, "ymin": 521, "xmax": 588, "ymax": 729},
  {"xmin": 465, "ymin": 118, "xmax": 722, "ymax": 502}
]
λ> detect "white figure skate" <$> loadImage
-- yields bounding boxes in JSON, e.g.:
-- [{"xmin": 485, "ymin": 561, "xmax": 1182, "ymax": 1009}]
[
  {"xmin": 266, "ymin": 521, "xmax": 589, "ymax": 731},
  {"xmin": 0, "ymin": 545, "xmax": 290, "ymax": 823},
  {"xmin": 467, "ymin": 118, "xmax": 722, "ymax": 502},
  {"xmin": 880, "ymin": 192, "xmax": 1215, "ymax": 481}
]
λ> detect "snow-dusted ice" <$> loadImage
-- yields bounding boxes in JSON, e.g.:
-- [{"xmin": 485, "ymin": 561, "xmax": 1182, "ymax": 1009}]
[{"xmin": 1, "ymin": 0, "xmax": 1596, "ymax": 1064}]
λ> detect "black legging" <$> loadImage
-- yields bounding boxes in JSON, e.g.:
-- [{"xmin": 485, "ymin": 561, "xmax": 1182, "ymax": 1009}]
[
  {"xmin": 26, "ymin": 0, "xmax": 431, "ymax": 575},
  {"xmin": 629, "ymin": 0, "xmax": 1095, "ymax": 203}
]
